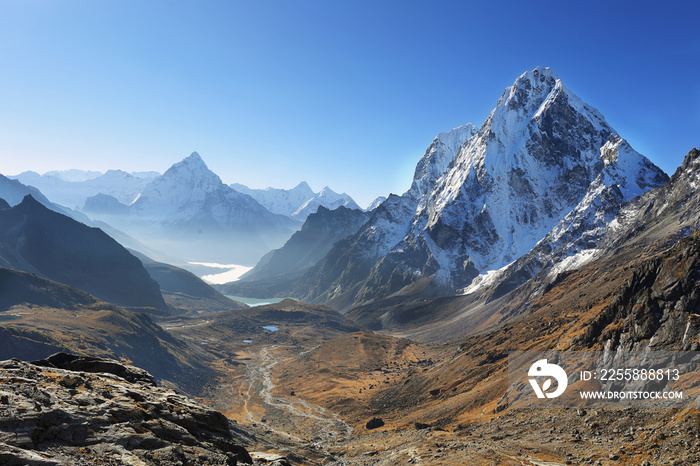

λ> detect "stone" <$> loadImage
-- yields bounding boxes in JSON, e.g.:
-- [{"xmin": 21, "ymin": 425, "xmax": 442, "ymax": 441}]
[{"xmin": 366, "ymin": 418, "xmax": 384, "ymax": 429}]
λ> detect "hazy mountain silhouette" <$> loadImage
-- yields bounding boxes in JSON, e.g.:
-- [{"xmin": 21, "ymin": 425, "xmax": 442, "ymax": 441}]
[{"xmin": 0, "ymin": 195, "xmax": 167, "ymax": 313}]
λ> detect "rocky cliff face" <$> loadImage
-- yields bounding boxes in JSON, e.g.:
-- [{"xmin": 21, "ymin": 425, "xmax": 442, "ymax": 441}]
[
  {"xmin": 0, "ymin": 354, "xmax": 252, "ymax": 465},
  {"xmin": 576, "ymin": 231, "xmax": 700, "ymax": 351},
  {"xmin": 297, "ymin": 68, "xmax": 666, "ymax": 311}
]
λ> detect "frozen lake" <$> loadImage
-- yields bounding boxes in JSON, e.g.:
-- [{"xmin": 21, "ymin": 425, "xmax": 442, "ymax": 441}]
[{"xmin": 187, "ymin": 261, "xmax": 253, "ymax": 285}]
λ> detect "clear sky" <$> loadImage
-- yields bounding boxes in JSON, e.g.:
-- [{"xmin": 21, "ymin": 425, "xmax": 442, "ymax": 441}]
[{"xmin": 1, "ymin": 0, "xmax": 698, "ymax": 207}]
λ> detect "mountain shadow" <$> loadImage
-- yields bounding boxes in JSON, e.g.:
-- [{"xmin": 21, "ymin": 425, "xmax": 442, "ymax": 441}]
[{"xmin": 0, "ymin": 195, "xmax": 168, "ymax": 313}]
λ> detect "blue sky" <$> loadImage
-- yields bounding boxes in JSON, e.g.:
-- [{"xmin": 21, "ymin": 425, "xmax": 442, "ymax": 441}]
[{"xmin": 1, "ymin": 0, "xmax": 698, "ymax": 207}]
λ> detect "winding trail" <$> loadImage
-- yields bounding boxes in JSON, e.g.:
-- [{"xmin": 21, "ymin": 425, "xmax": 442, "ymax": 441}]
[{"xmin": 240, "ymin": 345, "xmax": 353, "ymax": 448}]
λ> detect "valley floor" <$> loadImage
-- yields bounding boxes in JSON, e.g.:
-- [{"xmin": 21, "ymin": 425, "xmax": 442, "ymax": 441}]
[{"xmin": 161, "ymin": 307, "xmax": 700, "ymax": 466}]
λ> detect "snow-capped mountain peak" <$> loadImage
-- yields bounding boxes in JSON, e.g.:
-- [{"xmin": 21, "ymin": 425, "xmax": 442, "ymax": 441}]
[
  {"xmin": 292, "ymin": 186, "xmax": 361, "ymax": 219},
  {"xmin": 295, "ymin": 67, "xmax": 668, "ymax": 310},
  {"xmin": 496, "ymin": 66, "xmax": 560, "ymax": 111},
  {"xmin": 129, "ymin": 152, "xmax": 230, "ymax": 221},
  {"xmin": 293, "ymin": 181, "xmax": 314, "ymax": 194},
  {"xmin": 418, "ymin": 67, "xmax": 662, "ymax": 275},
  {"xmin": 160, "ymin": 151, "xmax": 220, "ymax": 185},
  {"xmin": 366, "ymin": 196, "xmax": 386, "ymax": 211},
  {"xmin": 318, "ymin": 186, "xmax": 333, "ymax": 196},
  {"xmin": 487, "ymin": 67, "xmax": 608, "ymax": 154},
  {"xmin": 83, "ymin": 152, "xmax": 298, "ymax": 264}
]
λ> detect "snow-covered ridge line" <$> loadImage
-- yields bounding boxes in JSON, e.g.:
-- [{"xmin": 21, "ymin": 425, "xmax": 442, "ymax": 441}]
[
  {"xmin": 231, "ymin": 181, "xmax": 362, "ymax": 221},
  {"xmin": 10, "ymin": 169, "xmax": 160, "ymax": 208}
]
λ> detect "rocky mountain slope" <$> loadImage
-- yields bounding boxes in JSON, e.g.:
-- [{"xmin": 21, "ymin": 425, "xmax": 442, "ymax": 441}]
[
  {"xmin": 295, "ymin": 67, "xmax": 667, "ymax": 312},
  {"xmin": 220, "ymin": 205, "xmax": 371, "ymax": 298},
  {"xmin": 83, "ymin": 152, "xmax": 299, "ymax": 265},
  {"xmin": 0, "ymin": 195, "xmax": 168, "ymax": 313},
  {"xmin": 0, "ymin": 267, "xmax": 215, "ymax": 393},
  {"xmin": 231, "ymin": 181, "xmax": 361, "ymax": 221},
  {"xmin": 0, "ymin": 355, "xmax": 253, "ymax": 465}
]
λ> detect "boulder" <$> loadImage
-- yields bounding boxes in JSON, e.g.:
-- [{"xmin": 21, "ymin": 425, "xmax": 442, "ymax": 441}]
[{"xmin": 365, "ymin": 417, "xmax": 385, "ymax": 429}]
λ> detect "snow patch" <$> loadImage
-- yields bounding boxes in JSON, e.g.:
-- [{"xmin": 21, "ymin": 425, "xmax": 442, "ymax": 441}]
[
  {"xmin": 460, "ymin": 268, "xmax": 506, "ymax": 295},
  {"xmin": 548, "ymin": 249, "xmax": 600, "ymax": 278}
]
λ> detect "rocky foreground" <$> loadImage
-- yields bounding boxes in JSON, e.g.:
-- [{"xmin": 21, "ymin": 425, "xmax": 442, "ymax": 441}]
[{"xmin": 0, "ymin": 353, "xmax": 288, "ymax": 465}]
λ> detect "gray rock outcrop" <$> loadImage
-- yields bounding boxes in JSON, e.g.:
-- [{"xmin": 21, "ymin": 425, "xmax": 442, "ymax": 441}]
[{"xmin": 0, "ymin": 354, "xmax": 252, "ymax": 465}]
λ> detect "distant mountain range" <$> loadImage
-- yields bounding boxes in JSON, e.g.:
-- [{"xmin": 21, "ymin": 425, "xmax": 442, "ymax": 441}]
[
  {"xmin": 231, "ymin": 181, "xmax": 362, "ymax": 221},
  {"xmin": 11, "ymin": 169, "xmax": 158, "ymax": 209},
  {"xmin": 12, "ymin": 165, "xmax": 364, "ymax": 225},
  {"xmin": 0, "ymin": 172, "xmax": 68, "ymax": 212},
  {"xmin": 77, "ymin": 153, "xmax": 300, "ymax": 264},
  {"xmin": 11, "ymin": 152, "xmax": 365, "ymax": 266}
]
